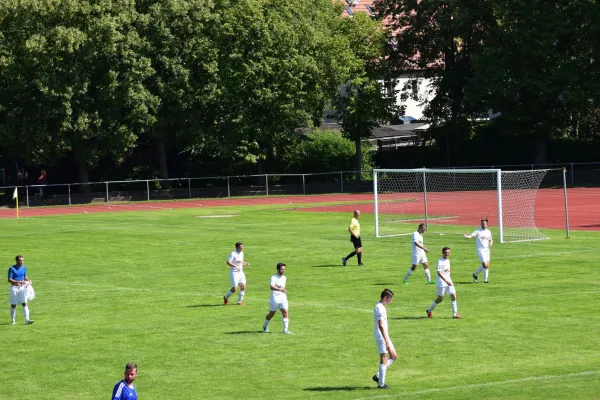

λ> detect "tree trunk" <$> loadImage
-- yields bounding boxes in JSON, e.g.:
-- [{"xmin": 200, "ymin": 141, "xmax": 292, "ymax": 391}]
[
  {"xmin": 533, "ymin": 129, "xmax": 549, "ymax": 164},
  {"xmin": 73, "ymin": 141, "xmax": 90, "ymax": 186},
  {"xmin": 155, "ymin": 129, "xmax": 169, "ymax": 189},
  {"xmin": 354, "ymin": 138, "xmax": 362, "ymax": 183}
]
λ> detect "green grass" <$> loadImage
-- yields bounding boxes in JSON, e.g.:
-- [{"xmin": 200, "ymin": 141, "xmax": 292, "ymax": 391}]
[{"xmin": 0, "ymin": 205, "xmax": 599, "ymax": 399}]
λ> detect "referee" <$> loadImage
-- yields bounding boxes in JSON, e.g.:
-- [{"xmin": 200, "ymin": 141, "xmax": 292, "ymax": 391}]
[{"xmin": 342, "ymin": 209, "xmax": 364, "ymax": 266}]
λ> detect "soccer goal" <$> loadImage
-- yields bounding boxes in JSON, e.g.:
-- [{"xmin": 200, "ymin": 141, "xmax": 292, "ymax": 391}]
[{"xmin": 373, "ymin": 168, "xmax": 568, "ymax": 243}]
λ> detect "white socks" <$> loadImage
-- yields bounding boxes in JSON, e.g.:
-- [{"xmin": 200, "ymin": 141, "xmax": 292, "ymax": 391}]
[
  {"xmin": 378, "ymin": 363, "xmax": 387, "ymax": 386},
  {"xmin": 451, "ymin": 301, "xmax": 457, "ymax": 316},
  {"xmin": 238, "ymin": 291, "xmax": 245, "ymax": 303},
  {"xmin": 10, "ymin": 308, "xmax": 16, "ymax": 322},
  {"xmin": 404, "ymin": 269, "xmax": 413, "ymax": 280},
  {"xmin": 283, "ymin": 318, "xmax": 289, "ymax": 332},
  {"xmin": 263, "ymin": 319, "xmax": 270, "ymax": 328},
  {"xmin": 23, "ymin": 306, "xmax": 30, "ymax": 321},
  {"xmin": 484, "ymin": 268, "xmax": 489, "ymax": 282},
  {"xmin": 428, "ymin": 301, "xmax": 437, "ymax": 312},
  {"xmin": 424, "ymin": 269, "xmax": 431, "ymax": 282},
  {"xmin": 475, "ymin": 266, "xmax": 484, "ymax": 276},
  {"xmin": 224, "ymin": 290, "xmax": 233, "ymax": 299}
]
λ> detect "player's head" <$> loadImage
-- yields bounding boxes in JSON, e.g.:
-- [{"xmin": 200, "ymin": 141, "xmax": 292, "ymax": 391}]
[
  {"xmin": 124, "ymin": 362, "xmax": 138, "ymax": 384},
  {"xmin": 15, "ymin": 255, "xmax": 23, "ymax": 264},
  {"xmin": 418, "ymin": 223, "xmax": 427, "ymax": 233},
  {"xmin": 481, "ymin": 219, "xmax": 488, "ymax": 228},
  {"xmin": 442, "ymin": 246, "xmax": 451, "ymax": 258},
  {"xmin": 380, "ymin": 288, "xmax": 394, "ymax": 302},
  {"xmin": 354, "ymin": 209, "xmax": 361, "ymax": 218},
  {"xmin": 235, "ymin": 242, "xmax": 243, "ymax": 251},
  {"xmin": 277, "ymin": 262, "xmax": 286, "ymax": 275}
]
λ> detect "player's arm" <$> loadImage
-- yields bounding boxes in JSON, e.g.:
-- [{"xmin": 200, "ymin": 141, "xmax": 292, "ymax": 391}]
[
  {"xmin": 463, "ymin": 234, "xmax": 472, "ymax": 239},
  {"xmin": 270, "ymin": 284, "xmax": 286, "ymax": 293},
  {"xmin": 437, "ymin": 270, "xmax": 452, "ymax": 286},
  {"xmin": 378, "ymin": 319, "xmax": 391, "ymax": 347},
  {"xmin": 7, "ymin": 269, "xmax": 21, "ymax": 286},
  {"xmin": 226, "ymin": 256, "xmax": 237, "ymax": 268},
  {"xmin": 489, "ymin": 237, "xmax": 494, "ymax": 246},
  {"xmin": 414, "ymin": 241, "xmax": 428, "ymax": 252},
  {"xmin": 348, "ymin": 226, "xmax": 356, "ymax": 237}
]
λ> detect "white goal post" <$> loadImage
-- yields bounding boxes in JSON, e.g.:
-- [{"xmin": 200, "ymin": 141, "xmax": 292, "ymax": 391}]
[{"xmin": 373, "ymin": 168, "xmax": 566, "ymax": 243}]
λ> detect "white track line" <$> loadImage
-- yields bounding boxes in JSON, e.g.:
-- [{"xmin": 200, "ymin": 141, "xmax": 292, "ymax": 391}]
[{"xmin": 351, "ymin": 370, "xmax": 600, "ymax": 400}]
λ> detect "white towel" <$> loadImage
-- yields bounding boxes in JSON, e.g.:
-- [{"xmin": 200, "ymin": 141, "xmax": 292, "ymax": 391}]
[{"xmin": 24, "ymin": 283, "xmax": 35, "ymax": 301}]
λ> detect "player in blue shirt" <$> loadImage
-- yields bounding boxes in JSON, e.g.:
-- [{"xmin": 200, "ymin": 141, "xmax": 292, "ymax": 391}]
[
  {"xmin": 112, "ymin": 363, "xmax": 138, "ymax": 400},
  {"xmin": 8, "ymin": 255, "xmax": 33, "ymax": 325}
]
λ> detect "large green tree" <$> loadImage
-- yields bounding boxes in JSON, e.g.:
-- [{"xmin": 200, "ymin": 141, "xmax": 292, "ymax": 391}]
[{"xmin": 0, "ymin": 0, "xmax": 158, "ymax": 182}]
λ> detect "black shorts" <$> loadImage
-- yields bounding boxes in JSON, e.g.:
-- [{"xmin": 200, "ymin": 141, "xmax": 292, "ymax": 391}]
[{"xmin": 350, "ymin": 235, "xmax": 362, "ymax": 249}]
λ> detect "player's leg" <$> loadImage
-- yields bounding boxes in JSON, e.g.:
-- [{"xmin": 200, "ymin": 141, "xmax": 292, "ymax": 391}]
[
  {"xmin": 422, "ymin": 261, "xmax": 432, "ymax": 283},
  {"xmin": 473, "ymin": 253, "xmax": 485, "ymax": 282},
  {"xmin": 237, "ymin": 275, "xmax": 246, "ymax": 305},
  {"xmin": 482, "ymin": 253, "xmax": 490, "ymax": 283},
  {"xmin": 343, "ymin": 236, "xmax": 357, "ymax": 265},
  {"xmin": 281, "ymin": 307, "xmax": 292, "ymax": 333},
  {"xmin": 377, "ymin": 352, "xmax": 391, "ymax": 388},
  {"xmin": 403, "ymin": 258, "xmax": 418, "ymax": 283},
  {"xmin": 450, "ymin": 288, "xmax": 461, "ymax": 318},
  {"xmin": 10, "ymin": 286, "xmax": 17, "ymax": 324},
  {"xmin": 427, "ymin": 290, "xmax": 445, "ymax": 317},
  {"xmin": 356, "ymin": 241, "xmax": 363, "ymax": 266},
  {"xmin": 10, "ymin": 304, "xmax": 16, "ymax": 324},
  {"xmin": 263, "ymin": 309, "xmax": 276, "ymax": 332},
  {"xmin": 22, "ymin": 301, "xmax": 32, "ymax": 324},
  {"xmin": 224, "ymin": 271, "xmax": 238, "ymax": 304}
]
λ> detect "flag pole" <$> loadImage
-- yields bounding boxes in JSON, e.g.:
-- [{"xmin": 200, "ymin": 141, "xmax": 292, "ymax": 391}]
[{"xmin": 13, "ymin": 187, "xmax": 19, "ymax": 219}]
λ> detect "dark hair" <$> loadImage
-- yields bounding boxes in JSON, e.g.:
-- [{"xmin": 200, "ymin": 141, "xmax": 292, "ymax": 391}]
[
  {"xmin": 442, "ymin": 246, "xmax": 451, "ymax": 254},
  {"xmin": 481, "ymin": 218, "xmax": 488, "ymax": 223},
  {"xmin": 125, "ymin": 362, "xmax": 137, "ymax": 371},
  {"xmin": 418, "ymin": 223, "xmax": 426, "ymax": 230},
  {"xmin": 15, "ymin": 255, "xmax": 23, "ymax": 262},
  {"xmin": 277, "ymin": 262, "xmax": 286, "ymax": 271},
  {"xmin": 380, "ymin": 288, "xmax": 394, "ymax": 299},
  {"xmin": 235, "ymin": 242, "xmax": 243, "ymax": 248}
]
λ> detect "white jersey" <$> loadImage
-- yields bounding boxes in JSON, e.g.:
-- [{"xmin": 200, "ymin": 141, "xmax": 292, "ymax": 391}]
[
  {"xmin": 228, "ymin": 250, "xmax": 244, "ymax": 272},
  {"xmin": 270, "ymin": 274, "xmax": 287, "ymax": 302},
  {"xmin": 373, "ymin": 302, "xmax": 388, "ymax": 340},
  {"xmin": 412, "ymin": 231, "xmax": 425, "ymax": 257},
  {"xmin": 436, "ymin": 257, "xmax": 452, "ymax": 288},
  {"xmin": 471, "ymin": 228, "xmax": 493, "ymax": 252}
]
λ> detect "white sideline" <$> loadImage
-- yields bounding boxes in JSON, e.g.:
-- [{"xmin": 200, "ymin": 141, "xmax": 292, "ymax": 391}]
[{"xmin": 350, "ymin": 370, "xmax": 600, "ymax": 400}]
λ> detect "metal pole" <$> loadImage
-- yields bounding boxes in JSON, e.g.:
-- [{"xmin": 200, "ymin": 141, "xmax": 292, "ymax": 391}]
[
  {"xmin": 373, "ymin": 170, "xmax": 379, "ymax": 237},
  {"xmin": 105, "ymin": 182, "xmax": 109, "ymax": 203},
  {"xmin": 265, "ymin": 174, "xmax": 269, "ymax": 196},
  {"xmin": 68, "ymin": 184, "xmax": 71, "ymax": 205},
  {"xmin": 340, "ymin": 172, "xmax": 344, "ymax": 193},
  {"xmin": 146, "ymin": 180, "xmax": 150, "ymax": 201},
  {"xmin": 227, "ymin": 176, "xmax": 230, "ymax": 198},
  {"xmin": 188, "ymin": 178, "xmax": 191, "ymax": 199},
  {"xmin": 302, "ymin": 174, "xmax": 306, "ymax": 195},
  {"xmin": 497, "ymin": 170, "xmax": 504, "ymax": 243},
  {"xmin": 26, "ymin": 186, "xmax": 29, "ymax": 207},
  {"xmin": 422, "ymin": 171, "xmax": 428, "ymax": 228},
  {"xmin": 563, "ymin": 167, "xmax": 570, "ymax": 238}
]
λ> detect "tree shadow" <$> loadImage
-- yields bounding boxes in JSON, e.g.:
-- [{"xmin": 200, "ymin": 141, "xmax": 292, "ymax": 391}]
[
  {"xmin": 303, "ymin": 386, "xmax": 372, "ymax": 392},
  {"xmin": 186, "ymin": 304, "xmax": 223, "ymax": 308},
  {"xmin": 226, "ymin": 330, "xmax": 265, "ymax": 335}
]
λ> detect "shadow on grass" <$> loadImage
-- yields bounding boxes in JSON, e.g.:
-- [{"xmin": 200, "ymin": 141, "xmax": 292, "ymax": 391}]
[
  {"xmin": 311, "ymin": 264, "xmax": 342, "ymax": 268},
  {"xmin": 303, "ymin": 386, "xmax": 372, "ymax": 392},
  {"xmin": 226, "ymin": 330, "xmax": 264, "ymax": 335},
  {"xmin": 392, "ymin": 316, "xmax": 428, "ymax": 320},
  {"xmin": 186, "ymin": 304, "xmax": 223, "ymax": 308},
  {"xmin": 372, "ymin": 283, "xmax": 395, "ymax": 286},
  {"xmin": 454, "ymin": 281, "xmax": 477, "ymax": 285}
]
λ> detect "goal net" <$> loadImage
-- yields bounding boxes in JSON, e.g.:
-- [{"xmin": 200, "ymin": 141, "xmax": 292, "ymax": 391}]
[{"xmin": 373, "ymin": 168, "xmax": 558, "ymax": 243}]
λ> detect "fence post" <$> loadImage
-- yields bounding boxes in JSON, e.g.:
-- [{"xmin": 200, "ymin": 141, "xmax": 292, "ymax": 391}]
[
  {"xmin": 302, "ymin": 174, "xmax": 306, "ymax": 195},
  {"xmin": 570, "ymin": 163, "xmax": 574, "ymax": 186},
  {"xmin": 68, "ymin": 184, "xmax": 71, "ymax": 205},
  {"xmin": 265, "ymin": 174, "xmax": 269, "ymax": 195},
  {"xmin": 340, "ymin": 172, "xmax": 344, "ymax": 193},
  {"xmin": 227, "ymin": 176, "xmax": 230, "ymax": 198},
  {"xmin": 146, "ymin": 180, "xmax": 150, "ymax": 201},
  {"xmin": 105, "ymin": 182, "xmax": 109, "ymax": 203},
  {"xmin": 26, "ymin": 186, "xmax": 29, "ymax": 207},
  {"xmin": 188, "ymin": 178, "xmax": 191, "ymax": 199}
]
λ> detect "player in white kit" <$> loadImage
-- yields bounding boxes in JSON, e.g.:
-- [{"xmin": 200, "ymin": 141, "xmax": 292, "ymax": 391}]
[
  {"xmin": 263, "ymin": 263, "xmax": 292, "ymax": 334},
  {"xmin": 223, "ymin": 242, "xmax": 250, "ymax": 305},
  {"xmin": 464, "ymin": 219, "xmax": 493, "ymax": 283},
  {"xmin": 403, "ymin": 223, "xmax": 433, "ymax": 284},
  {"xmin": 372, "ymin": 288, "xmax": 397, "ymax": 389},
  {"xmin": 426, "ymin": 247, "xmax": 461, "ymax": 319}
]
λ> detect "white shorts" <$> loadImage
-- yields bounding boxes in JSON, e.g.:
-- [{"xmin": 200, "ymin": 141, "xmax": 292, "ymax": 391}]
[
  {"xmin": 436, "ymin": 285, "xmax": 456, "ymax": 297},
  {"xmin": 229, "ymin": 270, "xmax": 246, "ymax": 287},
  {"xmin": 9, "ymin": 285, "xmax": 27, "ymax": 305},
  {"xmin": 375, "ymin": 335, "xmax": 395, "ymax": 355},
  {"xmin": 269, "ymin": 299, "xmax": 288, "ymax": 312},
  {"xmin": 412, "ymin": 255, "xmax": 428, "ymax": 265},
  {"xmin": 478, "ymin": 250, "xmax": 490, "ymax": 264}
]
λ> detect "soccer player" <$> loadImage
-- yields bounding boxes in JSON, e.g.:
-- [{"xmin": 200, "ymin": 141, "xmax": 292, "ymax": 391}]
[
  {"xmin": 372, "ymin": 288, "xmax": 397, "ymax": 389},
  {"xmin": 223, "ymin": 241, "xmax": 250, "ymax": 305},
  {"xmin": 426, "ymin": 247, "xmax": 461, "ymax": 319},
  {"xmin": 342, "ymin": 209, "xmax": 364, "ymax": 266},
  {"xmin": 8, "ymin": 255, "xmax": 34, "ymax": 325},
  {"xmin": 464, "ymin": 218, "xmax": 494, "ymax": 283},
  {"xmin": 263, "ymin": 262, "xmax": 292, "ymax": 334},
  {"xmin": 403, "ymin": 223, "xmax": 433, "ymax": 284},
  {"xmin": 112, "ymin": 362, "xmax": 138, "ymax": 400}
]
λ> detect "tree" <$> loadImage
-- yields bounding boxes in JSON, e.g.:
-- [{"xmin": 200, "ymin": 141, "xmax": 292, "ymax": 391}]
[{"xmin": 0, "ymin": 0, "xmax": 158, "ymax": 183}]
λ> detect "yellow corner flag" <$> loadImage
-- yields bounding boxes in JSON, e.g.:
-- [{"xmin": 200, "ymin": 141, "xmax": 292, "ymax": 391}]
[{"xmin": 12, "ymin": 187, "xmax": 19, "ymax": 218}]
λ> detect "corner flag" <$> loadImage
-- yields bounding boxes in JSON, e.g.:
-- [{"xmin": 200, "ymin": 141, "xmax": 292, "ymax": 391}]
[{"xmin": 12, "ymin": 187, "xmax": 18, "ymax": 218}]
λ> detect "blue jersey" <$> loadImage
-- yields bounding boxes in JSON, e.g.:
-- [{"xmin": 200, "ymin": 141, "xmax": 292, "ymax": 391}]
[
  {"xmin": 8, "ymin": 265, "xmax": 26, "ymax": 281},
  {"xmin": 112, "ymin": 380, "xmax": 137, "ymax": 400}
]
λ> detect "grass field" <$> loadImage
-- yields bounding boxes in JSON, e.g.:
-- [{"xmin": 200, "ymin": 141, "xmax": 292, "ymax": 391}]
[{"xmin": 1, "ymin": 203, "xmax": 599, "ymax": 400}]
